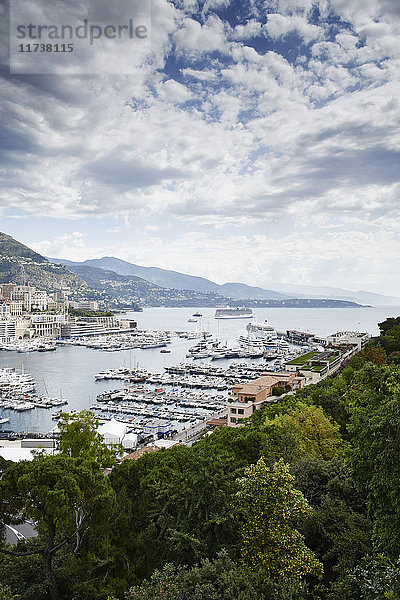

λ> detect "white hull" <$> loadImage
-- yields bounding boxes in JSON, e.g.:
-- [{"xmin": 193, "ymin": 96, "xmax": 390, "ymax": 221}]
[{"xmin": 215, "ymin": 315, "xmax": 255, "ymax": 319}]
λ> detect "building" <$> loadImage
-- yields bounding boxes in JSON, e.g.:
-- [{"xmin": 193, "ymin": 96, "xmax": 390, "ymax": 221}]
[
  {"xmin": 69, "ymin": 300, "xmax": 99, "ymax": 311},
  {"xmin": 59, "ymin": 316, "xmax": 133, "ymax": 338},
  {"xmin": 285, "ymin": 343, "xmax": 358, "ymax": 383},
  {"xmin": 228, "ymin": 371, "xmax": 303, "ymax": 427},
  {"xmin": 0, "ymin": 320, "xmax": 16, "ymax": 343},
  {"xmin": 31, "ymin": 290, "xmax": 48, "ymax": 311},
  {"xmin": 31, "ymin": 314, "xmax": 66, "ymax": 337},
  {"xmin": 326, "ymin": 331, "xmax": 370, "ymax": 351},
  {"xmin": 10, "ymin": 285, "xmax": 34, "ymax": 311},
  {"xmin": 16, "ymin": 316, "xmax": 34, "ymax": 340},
  {"xmin": 60, "ymin": 316, "xmax": 120, "ymax": 338},
  {"xmin": 1, "ymin": 283, "xmax": 17, "ymax": 299},
  {"xmin": 286, "ymin": 330, "xmax": 316, "ymax": 344},
  {"xmin": 0, "ymin": 302, "xmax": 10, "ymax": 317},
  {"xmin": 9, "ymin": 301, "xmax": 24, "ymax": 317},
  {"xmin": 118, "ymin": 319, "xmax": 137, "ymax": 330},
  {"xmin": 97, "ymin": 419, "xmax": 127, "ymax": 446}
]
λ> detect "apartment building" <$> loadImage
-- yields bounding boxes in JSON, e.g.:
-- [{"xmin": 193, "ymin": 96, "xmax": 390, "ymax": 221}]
[{"xmin": 0, "ymin": 320, "xmax": 16, "ymax": 343}]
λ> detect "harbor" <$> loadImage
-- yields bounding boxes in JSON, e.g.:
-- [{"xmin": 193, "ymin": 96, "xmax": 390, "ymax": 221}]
[{"xmin": 0, "ymin": 305, "xmax": 393, "ymax": 438}]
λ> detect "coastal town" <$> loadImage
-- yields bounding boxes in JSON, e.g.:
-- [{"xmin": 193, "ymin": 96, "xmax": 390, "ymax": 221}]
[{"xmin": 0, "ymin": 278, "xmax": 371, "ymax": 463}]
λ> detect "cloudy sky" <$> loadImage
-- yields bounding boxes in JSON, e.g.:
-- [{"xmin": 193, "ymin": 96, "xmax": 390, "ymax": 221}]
[{"xmin": 1, "ymin": 0, "xmax": 400, "ymax": 294}]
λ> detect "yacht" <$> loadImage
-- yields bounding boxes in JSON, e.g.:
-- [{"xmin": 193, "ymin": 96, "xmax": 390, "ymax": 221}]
[
  {"xmin": 214, "ymin": 307, "xmax": 254, "ymax": 319},
  {"xmin": 246, "ymin": 320, "xmax": 278, "ymax": 340}
]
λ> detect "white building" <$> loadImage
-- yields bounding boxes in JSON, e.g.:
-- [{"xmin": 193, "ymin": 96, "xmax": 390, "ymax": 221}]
[
  {"xmin": 10, "ymin": 286, "xmax": 34, "ymax": 311},
  {"xmin": 69, "ymin": 301, "xmax": 99, "ymax": 311},
  {"xmin": 0, "ymin": 302, "xmax": 10, "ymax": 317},
  {"xmin": 0, "ymin": 320, "xmax": 16, "ymax": 343},
  {"xmin": 31, "ymin": 290, "xmax": 48, "ymax": 311},
  {"xmin": 9, "ymin": 301, "xmax": 23, "ymax": 317},
  {"xmin": 31, "ymin": 314, "xmax": 66, "ymax": 337},
  {"xmin": 326, "ymin": 331, "xmax": 370, "ymax": 351}
]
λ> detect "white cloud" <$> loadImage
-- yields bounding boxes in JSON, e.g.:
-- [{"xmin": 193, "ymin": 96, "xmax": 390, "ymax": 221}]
[
  {"xmin": 1, "ymin": 0, "xmax": 400, "ymax": 294},
  {"xmin": 159, "ymin": 79, "xmax": 192, "ymax": 103},
  {"xmin": 263, "ymin": 14, "xmax": 323, "ymax": 43},
  {"xmin": 173, "ymin": 15, "xmax": 229, "ymax": 55}
]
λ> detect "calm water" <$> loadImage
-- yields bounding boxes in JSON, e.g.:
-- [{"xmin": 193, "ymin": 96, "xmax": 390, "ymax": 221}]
[{"xmin": 1, "ymin": 305, "xmax": 399, "ymax": 434}]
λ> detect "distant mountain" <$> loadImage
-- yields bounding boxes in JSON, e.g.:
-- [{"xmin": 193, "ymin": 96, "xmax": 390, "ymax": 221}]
[
  {"xmin": 0, "ymin": 232, "xmax": 87, "ymax": 292},
  {"xmin": 273, "ymin": 283, "xmax": 400, "ymax": 306},
  {"xmin": 48, "ymin": 257, "xmax": 364, "ymax": 309},
  {"xmin": 219, "ymin": 282, "xmax": 288, "ymax": 300},
  {"xmin": 47, "ymin": 255, "xmax": 396, "ymax": 305},
  {"xmin": 47, "ymin": 256, "xmax": 288, "ymax": 300},
  {"xmin": 65, "ymin": 264, "xmax": 233, "ymax": 307}
]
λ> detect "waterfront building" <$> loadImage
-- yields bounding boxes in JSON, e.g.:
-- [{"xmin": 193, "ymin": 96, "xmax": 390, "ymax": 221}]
[
  {"xmin": 285, "ymin": 342, "xmax": 358, "ymax": 383},
  {"xmin": 60, "ymin": 316, "xmax": 123, "ymax": 338},
  {"xmin": 31, "ymin": 314, "xmax": 66, "ymax": 337},
  {"xmin": 16, "ymin": 316, "xmax": 34, "ymax": 339},
  {"xmin": 97, "ymin": 419, "xmax": 128, "ymax": 447},
  {"xmin": 118, "ymin": 319, "xmax": 138, "ymax": 330},
  {"xmin": 326, "ymin": 331, "xmax": 370, "ymax": 351},
  {"xmin": 286, "ymin": 330, "xmax": 315, "ymax": 344},
  {"xmin": 227, "ymin": 371, "xmax": 303, "ymax": 427}
]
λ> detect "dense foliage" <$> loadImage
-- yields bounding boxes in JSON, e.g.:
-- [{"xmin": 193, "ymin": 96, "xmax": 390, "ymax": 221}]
[{"xmin": 2, "ymin": 317, "xmax": 400, "ymax": 599}]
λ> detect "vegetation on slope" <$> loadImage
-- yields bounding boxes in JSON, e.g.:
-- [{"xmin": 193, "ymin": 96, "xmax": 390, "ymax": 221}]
[
  {"xmin": 1, "ymin": 318, "xmax": 400, "ymax": 599},
  {"xmin": 0, "ymin": 232, "xmax": 88, "ymax": 293}
]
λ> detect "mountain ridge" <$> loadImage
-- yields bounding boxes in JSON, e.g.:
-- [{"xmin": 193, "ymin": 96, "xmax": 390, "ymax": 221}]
[{"xmin": 47, "ymin": 255, "xmax": 399, "ymax": 306}]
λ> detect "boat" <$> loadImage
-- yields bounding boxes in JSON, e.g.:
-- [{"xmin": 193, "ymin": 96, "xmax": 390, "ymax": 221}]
[
  {"xmin": 214, "ymin": 307, "xmax": 254, "ymax": 319},
  {"xmin": 160, "ymin": 349, "xmax": 171, "ymax": 353},
  {"xmin": 192, "ymin": 312, "xmax": 202, "ymax": 317},
  {"xmin": 188, "ymin": 318, "xmax": 198, "ymax": 323},
  {"xmin": 246, "ymin": 320, "xmax": 278, "ymax": 340}
]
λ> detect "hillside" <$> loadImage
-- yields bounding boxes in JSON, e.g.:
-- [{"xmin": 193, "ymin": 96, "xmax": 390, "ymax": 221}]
[
  {"xmin": 0, "ymin": 234, "xmax": 364, "ymax": 309},
  {"xmin": 0, "ymin": 232, "xmax": 88, "ymax": 293},
  {"xmin": 47, "ymin": 255, "xmax": 395, "ymax": 305},
  {"xmin": 65, "ymin": 264, "xmax": 232, "ymax": 307},
  {"xmin": 47, "ymin": 256, "xmax": 289, "ymax": 300}
]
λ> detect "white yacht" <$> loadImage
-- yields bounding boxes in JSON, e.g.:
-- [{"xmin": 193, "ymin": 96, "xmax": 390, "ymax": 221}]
[
  {"xmin": 214, "ymin": 307, "xmax": 254, "ymax": 319},
  {"xmin": 246, "ymin": 320, "xmax": 278, "ymax": 341}
]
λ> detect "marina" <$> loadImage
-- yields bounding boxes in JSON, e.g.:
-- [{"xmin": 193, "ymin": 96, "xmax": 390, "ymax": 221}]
[{"xmin": 0, "ymin": 305, "xmax": 396, "ymax": 437}]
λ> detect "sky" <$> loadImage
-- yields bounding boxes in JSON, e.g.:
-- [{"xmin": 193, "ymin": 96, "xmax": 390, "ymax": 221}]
[{"xmin": 1, "ymin": 0, "xmax": 400, "ymax": 295}]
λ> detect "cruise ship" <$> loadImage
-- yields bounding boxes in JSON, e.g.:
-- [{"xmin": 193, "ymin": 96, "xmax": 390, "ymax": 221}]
[{"xmin": 214, "ymin": 307, "xmax": 254, "ymax": 319}]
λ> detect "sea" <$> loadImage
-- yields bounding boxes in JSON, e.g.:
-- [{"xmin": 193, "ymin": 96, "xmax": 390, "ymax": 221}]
[{"xmin": 1, "ymin": 305, "xmax": 399, "ymax": 435}]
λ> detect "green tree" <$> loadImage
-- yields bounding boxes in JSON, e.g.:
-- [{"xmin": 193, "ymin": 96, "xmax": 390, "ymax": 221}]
[
  {"xmin": 330, "ymin": 555, "xmax": 400, "ymax": 600},
  {"xmin": 0, "ymin": 584, "xmax": 20, "ymax": 600},
  {"xmin": 57, "ymin": 410, "xmax": 122, "ymax": 466},
  {"xmin": 347, "ymin": 363, "xmax": 400, "ymax": 556},
  {"xmin": 110, "ymin": 442, "xmax": 239, "ymax": 583},
  {"xmin": 0, "ymin": 454, "xmax": 116, "ymax": 600},
  {"xmin": 236, "ymin": 457, "xmax": 323, "ymax": 583},
  {"xmin": 264, "ymin": 402, "xmax": 347, "ymax": 464},
  {"xmin": 124, "ymin": 550, "xmax": 309, "ymax": 600}
]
